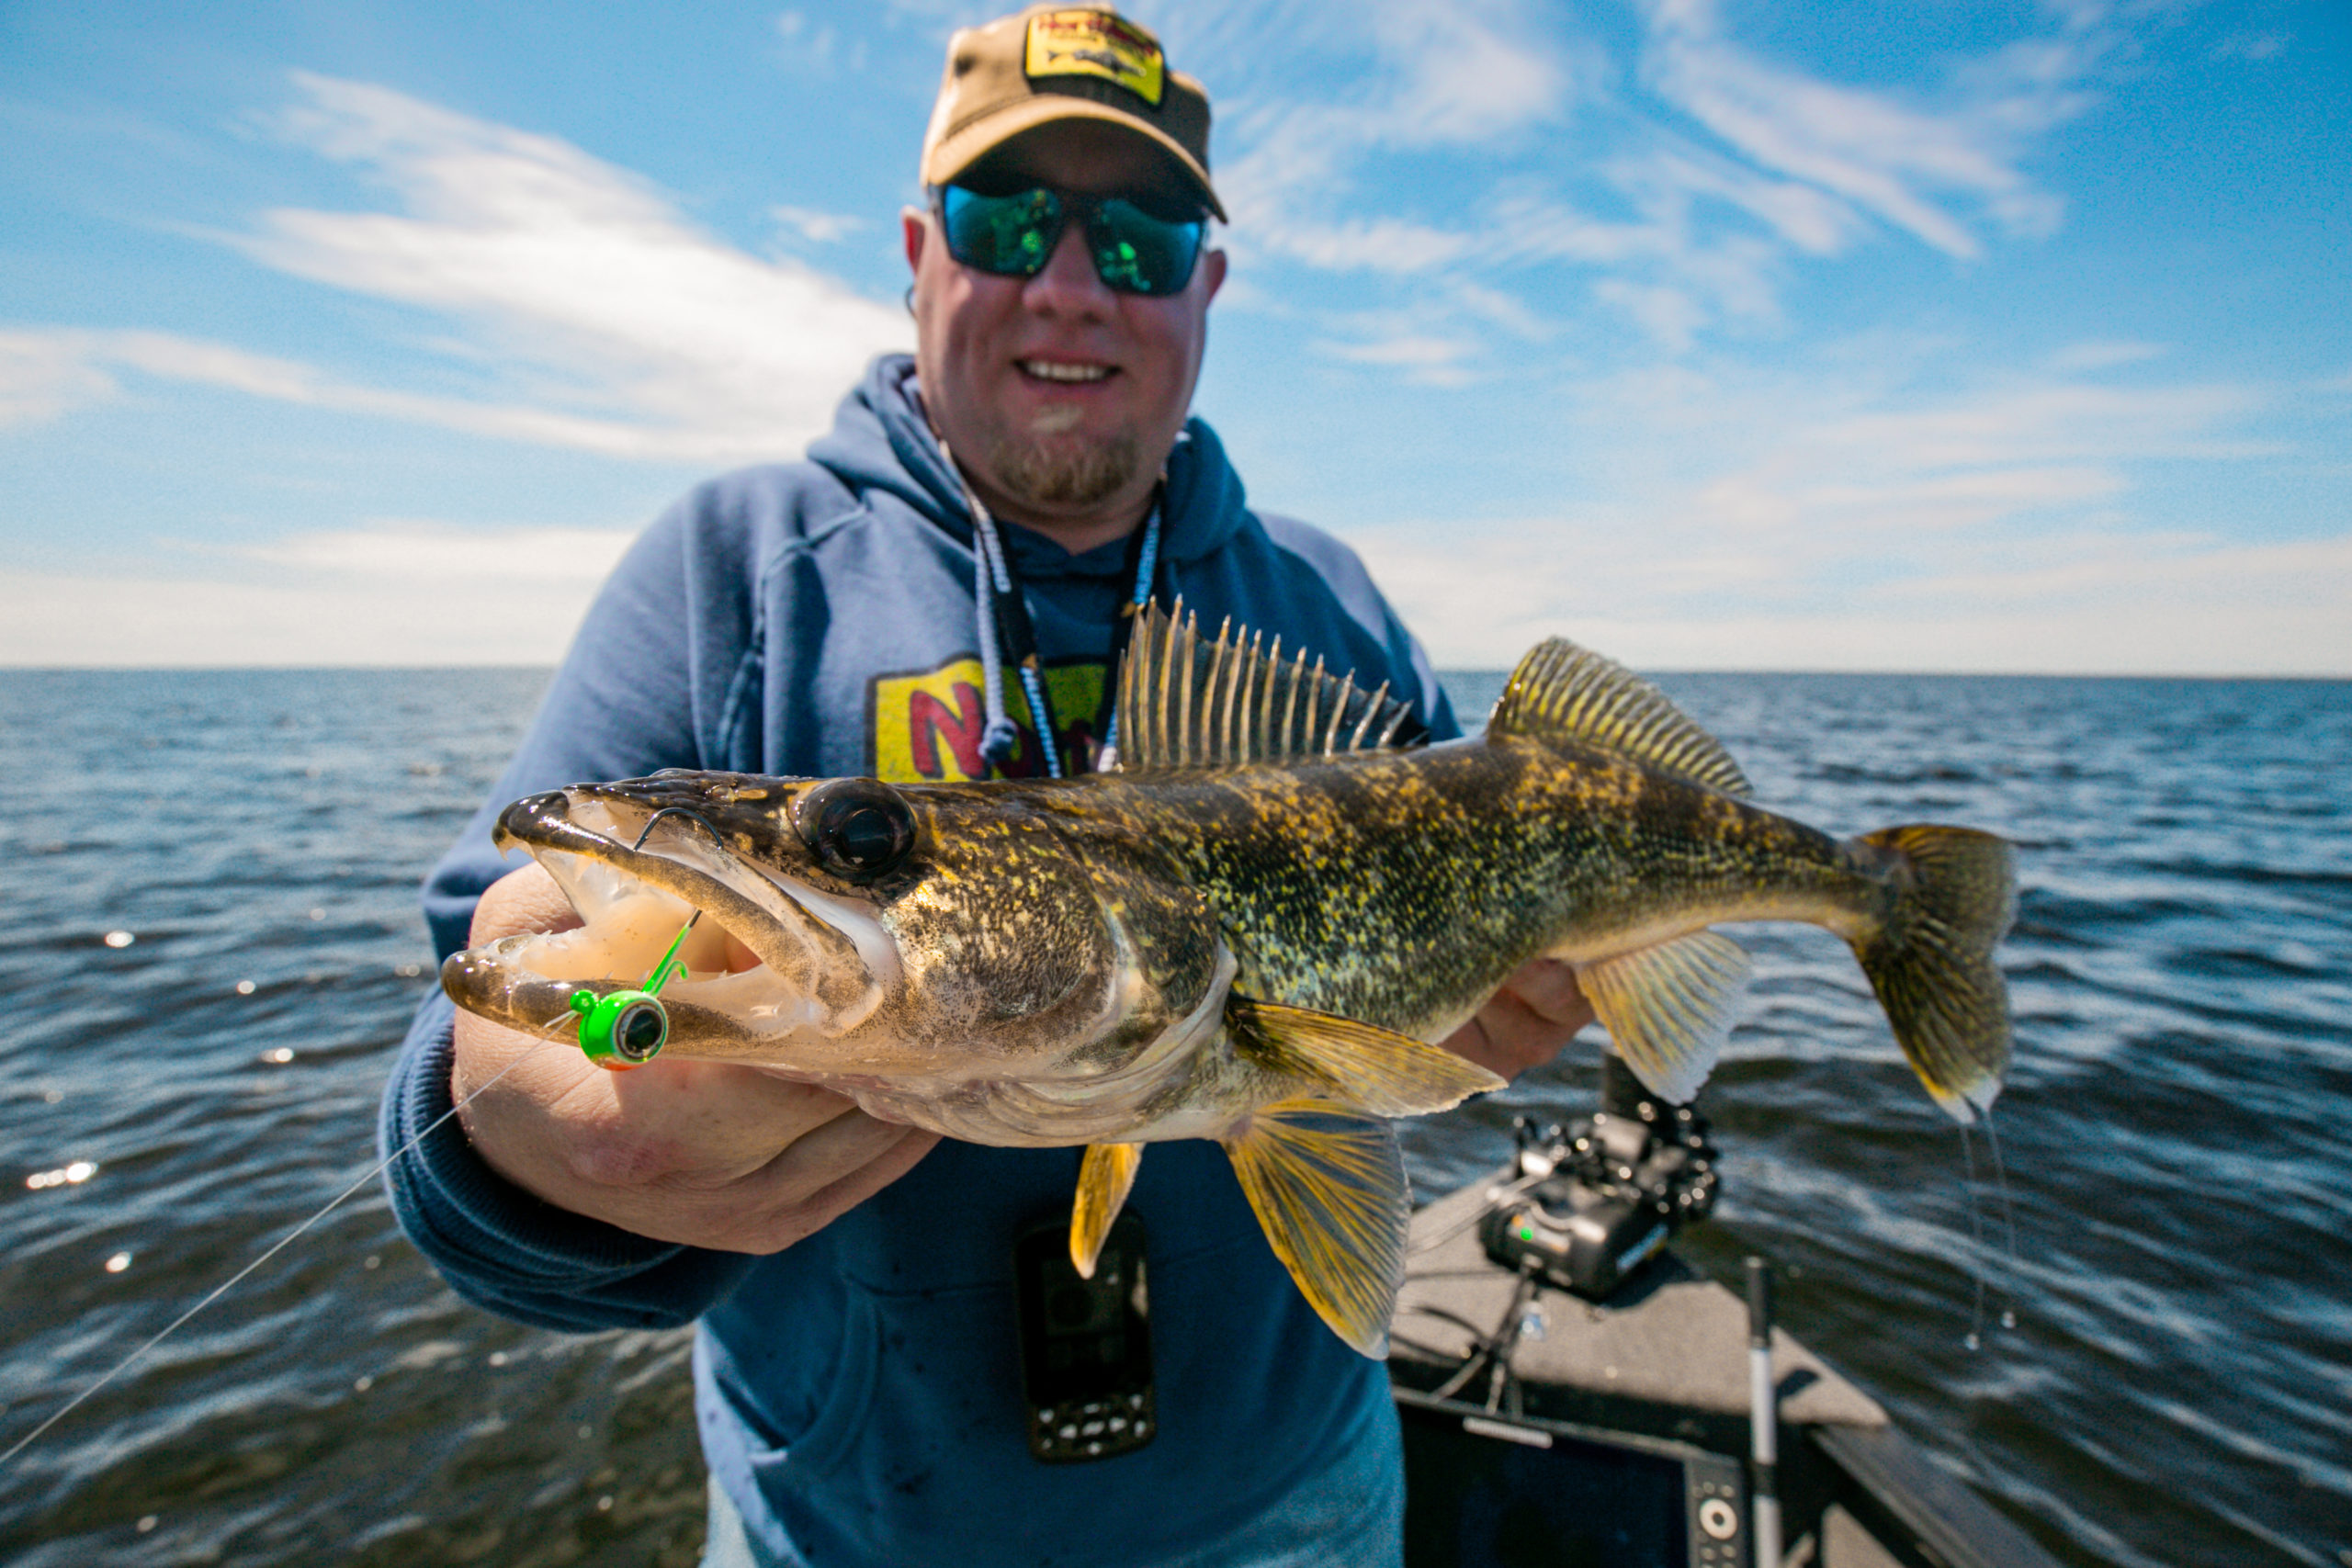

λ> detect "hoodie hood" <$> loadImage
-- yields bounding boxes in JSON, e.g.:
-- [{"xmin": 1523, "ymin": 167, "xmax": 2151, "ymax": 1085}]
[{"xmin": 806, "ymin": 355, "xmax": 1250, "ymax": 580}]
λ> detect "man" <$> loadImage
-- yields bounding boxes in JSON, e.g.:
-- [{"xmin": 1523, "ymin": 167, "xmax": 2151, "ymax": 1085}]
[{"xmin": 380, "ymin": 6, "xmax": 1589, "ymax": 1564}]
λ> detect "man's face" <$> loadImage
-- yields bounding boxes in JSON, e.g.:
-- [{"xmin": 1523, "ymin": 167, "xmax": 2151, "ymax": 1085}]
[{"xmin": 904, "ymin": 118, "xmax": 1226, "ymax": 544}]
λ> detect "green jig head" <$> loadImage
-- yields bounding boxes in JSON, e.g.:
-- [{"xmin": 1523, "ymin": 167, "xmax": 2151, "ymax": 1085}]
[
  {"xmin": 569, "ymin": 907, "xmax": 703, "ymax": 1071},
  {"xmin": 571, "ymin": 987, "xmax": 669, "ymax": 1069}
]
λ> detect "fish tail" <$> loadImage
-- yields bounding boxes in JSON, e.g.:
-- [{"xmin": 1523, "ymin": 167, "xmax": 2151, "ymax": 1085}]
[{"xmin": 1845, "ymin": 826, "xmax": 2017, "ymax": 1123}]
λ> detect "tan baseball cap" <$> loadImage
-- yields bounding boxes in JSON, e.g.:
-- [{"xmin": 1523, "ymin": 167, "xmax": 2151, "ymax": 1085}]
[{"xmin": 920, "ymin": 3, "xmax": 1226, "ymax": 220}]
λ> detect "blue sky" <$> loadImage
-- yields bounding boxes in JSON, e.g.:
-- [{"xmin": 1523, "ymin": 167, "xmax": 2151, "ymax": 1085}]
[{"xmin": 2, "ymin": 0, "xmax": 2345, "ymax": 672}]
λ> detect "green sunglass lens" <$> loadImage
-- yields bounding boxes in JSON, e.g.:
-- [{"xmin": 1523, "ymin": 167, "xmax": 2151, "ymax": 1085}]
[
  {"xmin": 1091, "ymin": 199, "xmax": 1202, "ymax": 296},
  {"xmin": 944, "ymin": 186, "xmax": 1060, "ymax": 277},
  {"xmin": 941, "ymin": 186, "xmax": 1203, "ymax": 295}
]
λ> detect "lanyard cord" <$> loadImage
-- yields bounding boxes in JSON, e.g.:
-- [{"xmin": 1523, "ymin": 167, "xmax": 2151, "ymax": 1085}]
[{"xmin": 944, "ymin": 444, "xmax": 1161, "ymax": 780}]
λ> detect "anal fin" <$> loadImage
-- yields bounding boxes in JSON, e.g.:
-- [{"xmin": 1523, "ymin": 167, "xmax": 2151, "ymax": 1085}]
[
  {"xmin": 1219, "ymin": 1097, "xmax": 1408, "ymax": 1359},
  {"xmin": 1577, "ymin": 931, "xmax": 1753, "ymax": 1103},
  {"xmin": 1225, "ymin": 995, "xmax": 1506, "ymax": 1113},
  {"xmin": 1069, "ymin": 1143, "xmax": 1143, "ymax": 1279}
]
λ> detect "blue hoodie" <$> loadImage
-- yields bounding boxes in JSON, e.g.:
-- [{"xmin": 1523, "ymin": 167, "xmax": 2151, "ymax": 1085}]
[{"xmin": 380, "ymin": 355, "xmax": 1458, "ymax": 1565}]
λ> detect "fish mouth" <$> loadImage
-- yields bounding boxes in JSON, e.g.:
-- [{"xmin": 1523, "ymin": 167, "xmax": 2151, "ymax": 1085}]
[{"xmin": 439, "ymin": 782, "xmax": 901, "ymax": 1059}]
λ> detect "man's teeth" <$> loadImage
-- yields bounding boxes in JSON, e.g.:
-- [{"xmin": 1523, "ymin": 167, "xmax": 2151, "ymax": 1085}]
[{"xmin": 1021, "ymin": 360, "xmax": 1109, "ymax": 383}]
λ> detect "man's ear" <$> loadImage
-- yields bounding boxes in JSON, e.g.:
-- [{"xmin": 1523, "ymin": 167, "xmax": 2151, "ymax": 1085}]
[
  {"xmin": 902, "ymin": 207, "xmax": 927, "ymax": 276},
  {"xmin": 1197, "ymin": 244, "xmax": 1227, "ymax": 305}
]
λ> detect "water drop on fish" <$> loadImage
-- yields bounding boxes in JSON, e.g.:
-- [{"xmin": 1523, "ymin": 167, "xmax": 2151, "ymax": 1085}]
[
  {"xmin": 105, "ymin": 1252, "xmax": 131, "ymax": 1273},
  {"xmin": 354, "ymin": 1375, "xmax": 373, "ymax": 1393},
  {"xmin": 103, "ymin": 931, "xmax": 133, "ymax": 949},
  {"xmin": 2000, "ymin": 1310, "xmax": 2017, "ymax": 1329},
  {"xmin": 235, "ymin": 979, "xmax": 256, "ymax": 996},
  {"xmin": 1963, "ymin": 1332, "xmax": 1981, "ymax": 1351},
  {"xmin": 42, "ymin": 1089, "xmax": 62, "ymax": 1105},
  {"xmin": 596, "ymin": 1495, "xmax": 614, "ymax": 1512},
  {"xmin": 137, "ymin": 1516, "xmax": 157, "ymax": 1533},
  {"xmin": 308, "ymin": 908, "xmax": 325, "ymax": 921}
]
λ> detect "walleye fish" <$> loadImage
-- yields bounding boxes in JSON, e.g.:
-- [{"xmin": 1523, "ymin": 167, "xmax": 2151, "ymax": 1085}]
[{"xmin": 444, "ymin": 605, "xmax": 2015, "ymax": 1355}]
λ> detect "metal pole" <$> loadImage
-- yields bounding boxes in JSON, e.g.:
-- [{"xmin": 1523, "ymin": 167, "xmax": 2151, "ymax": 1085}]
[{"xmin": 1746, "ymin": 1256, "xmax": 1782, "ymax": 1568}]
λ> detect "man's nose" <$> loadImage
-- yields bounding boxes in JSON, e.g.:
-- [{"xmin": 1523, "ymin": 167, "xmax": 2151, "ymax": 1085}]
[{"xmin": 1023, "ymin": 218, "xmax": 1114, "ymax": 318}]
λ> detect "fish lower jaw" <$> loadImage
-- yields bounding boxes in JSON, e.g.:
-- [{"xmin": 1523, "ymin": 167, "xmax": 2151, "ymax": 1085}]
[{"xmin": 471, "ymin": 932, "xmax": 836, "ymax": 1039}]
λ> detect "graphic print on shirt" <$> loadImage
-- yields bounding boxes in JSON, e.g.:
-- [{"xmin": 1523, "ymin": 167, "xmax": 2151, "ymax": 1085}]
[{"xmin": 870, "ymin": 657, "xmax": 1108, "ymax": 782}]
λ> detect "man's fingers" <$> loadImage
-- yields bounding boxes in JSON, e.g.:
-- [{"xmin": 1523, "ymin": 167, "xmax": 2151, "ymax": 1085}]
[
  {"xmin": 1502, "ymin": 957, "xmax": 1595, "ymax": 1030},
  {"xmin": 719, "ymin": 1120, "xmax": 944, "ymax": 1253},
  {"xmin": 470, "ymin": 862, "xmax": 580, "ymax": 944}
]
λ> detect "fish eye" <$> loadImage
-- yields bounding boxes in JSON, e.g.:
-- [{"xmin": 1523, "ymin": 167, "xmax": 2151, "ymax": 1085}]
[{"xmin": 794, "ymin": 778, "xmax": 917, "ymax": 883}]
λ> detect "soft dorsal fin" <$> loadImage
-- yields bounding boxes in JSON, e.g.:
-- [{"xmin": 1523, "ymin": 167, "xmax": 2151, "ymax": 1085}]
[
  {"xmin": 1487, "ymin": 638, "xmax": 1751, "ymax": 796},
  {"xmin": 1111, "ymin": 599, "xmax": 1419, "ymax": 773}
]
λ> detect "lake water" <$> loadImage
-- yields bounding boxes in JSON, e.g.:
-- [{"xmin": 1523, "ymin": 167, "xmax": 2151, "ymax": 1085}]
[{"xmin": 0, "ymin": 667, "xmax": 2346, "ymax": 1566}]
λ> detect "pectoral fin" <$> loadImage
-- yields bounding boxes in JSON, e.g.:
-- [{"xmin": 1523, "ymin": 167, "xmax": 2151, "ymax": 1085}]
[
  {"xmin": 1069, "ymin": 1142, "xmax": 1143, "ymax": 1279},
  {"xmin": 1577, "ymin": 931, "xmax": 1753, "ymax": 1103},
  {"xmin": 1225, "ymin": 995, "xmax": 1506, "ymax": 1114},
  {"xmin": 1220, "ymin": 1097, "xmax": 1408, "ymax": 1358}
]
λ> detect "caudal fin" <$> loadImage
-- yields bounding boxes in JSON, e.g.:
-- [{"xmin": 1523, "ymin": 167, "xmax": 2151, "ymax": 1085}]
[{"xmin": 1848, "ymin": 826, "xmax": 2017, "ymax": 1122}]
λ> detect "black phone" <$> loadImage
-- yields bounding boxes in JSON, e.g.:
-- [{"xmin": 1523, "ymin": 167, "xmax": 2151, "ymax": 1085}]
[{"xmin": 1013, "ymin": 1210, "xmax": 1156, "ymax": 1462}]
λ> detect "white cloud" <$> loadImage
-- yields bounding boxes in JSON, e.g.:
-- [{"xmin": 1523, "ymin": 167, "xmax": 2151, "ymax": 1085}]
[
  {"xmin": 1313, "ymin": 332, "xmax": 1476, "ymax": 387},
  {"xmin": 0, "ymin": 329, "xmax": 120, "ymax": 426},
  {"xmin": 1343, "ymin": 362, "xmax": 2332, "ymax": 674},
  {"xmin": 0, "ymin": 523, "xmax": 639, "ymax": 666},
  {"xmin": 772, "ymin": 204, "xmax": 865, "ymax": 244},
  {"xmin": 1638, "ymin": 0, "xmax": 2086, "ymax": 261},
  {"xmin": 1361, "ymin": 525, "xmax": 2352, "ymax": 676},
  {"xmin": 0, "ymin": 326, "xmax": 798, "ymax": 459},
  {"xmin": 1185, "ymin": 0, "xmax": 2124, "ymax": 356},
  {"xmin": 9, "ymin": 76, "xmax": 910, "ymax": 458},
  {"xmin": 236, "ymin": 520, "xmax": 636, "ymax": 581},
  {"xmin": 212, "ymin": 73, "xmax": 910, "ymax": 459},
  {"xmin": 1183, "ymin": 0, "xmax": 1567, "ymax": 272}
]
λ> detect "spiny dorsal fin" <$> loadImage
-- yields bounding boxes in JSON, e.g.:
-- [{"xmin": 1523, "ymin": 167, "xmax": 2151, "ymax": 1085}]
[
  {"xmin": 1487, "ymin": 638, "xmax": 1751, "ymax": 796},
  {"xmin": 1112, "ymin": 599, "xmax": 1417, "ymax": 773}
]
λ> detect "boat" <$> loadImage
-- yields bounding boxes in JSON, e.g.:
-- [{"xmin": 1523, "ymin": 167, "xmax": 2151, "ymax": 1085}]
[{"xmin": 1386, "ymin": 1058, "xmax": 2063, "ymax": 1568}]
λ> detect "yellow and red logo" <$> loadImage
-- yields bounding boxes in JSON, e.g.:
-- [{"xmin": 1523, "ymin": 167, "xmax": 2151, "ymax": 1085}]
[
  {"xmin": 1023, "ymin": 8, "xmax": 1166, "ymax": 107},
  {"xmin": 871, "ymin": 658, "xmax": 1108, "ymax": 783}
]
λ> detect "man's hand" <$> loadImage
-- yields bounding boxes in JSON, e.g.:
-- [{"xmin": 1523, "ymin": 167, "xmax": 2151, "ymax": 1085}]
[
  {"xmin": 1442, "ymin": 957, "xmax": 1595, "ymax": 1081},
  {"xmin": 449, "ymin": 863, "xmax": 938, "ymax": 1254}
]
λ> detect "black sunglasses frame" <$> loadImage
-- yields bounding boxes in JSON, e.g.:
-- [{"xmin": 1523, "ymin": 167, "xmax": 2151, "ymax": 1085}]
[{"xmin": 930, "ymin": 182, "xmax": 1209, "ymax": 299}]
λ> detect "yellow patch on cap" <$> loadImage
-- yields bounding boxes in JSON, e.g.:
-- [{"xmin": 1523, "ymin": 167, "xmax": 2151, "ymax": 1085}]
[{"xmin": 1023, "ymin": 8, "xmax": 1165, "ymax": 107}]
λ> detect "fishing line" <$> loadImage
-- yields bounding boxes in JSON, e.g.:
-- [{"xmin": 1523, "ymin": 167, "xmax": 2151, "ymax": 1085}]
[
  {"xmin": 1983, "ymin": 1110, "xmax": 2020, "ymax": 1333},
  {"xmin": 0, "ymin": 1017, "xmax": 574, "ymax": 1471},
  {"xmin": 1958, "ymin": 1122, "xmax": 1989, "ymax": 1351}
]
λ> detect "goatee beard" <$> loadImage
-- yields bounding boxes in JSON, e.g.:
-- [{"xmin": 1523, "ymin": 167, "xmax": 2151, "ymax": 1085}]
[{"xmin": 988, "ymin": 432, "xmax": 1140, "ymax": 511}]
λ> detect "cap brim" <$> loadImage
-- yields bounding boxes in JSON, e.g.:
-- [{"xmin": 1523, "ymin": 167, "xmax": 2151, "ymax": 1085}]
[{"xmin": 922, "ymin": 97, "xmax": 1227, "ymax": 222}]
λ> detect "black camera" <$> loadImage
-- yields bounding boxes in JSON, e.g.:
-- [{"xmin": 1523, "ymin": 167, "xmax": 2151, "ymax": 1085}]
[{"xmin": 1479, "ymin": 1055, "xmax": 1720, "ymax": 1301}]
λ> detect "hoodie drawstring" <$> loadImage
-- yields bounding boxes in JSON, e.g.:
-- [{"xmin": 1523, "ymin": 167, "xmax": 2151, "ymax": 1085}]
[{"xmin": 940, "ymin": 442, "xmax": 1159, "ymax": 780}]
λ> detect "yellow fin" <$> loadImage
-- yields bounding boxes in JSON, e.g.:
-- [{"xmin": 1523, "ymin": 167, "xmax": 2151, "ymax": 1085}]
[
  {"xmin": 1577, "ymin": 931, "xmax": 1753, "ymax": 1103},
  {"xmin": 1226, "ymin": 995, "xmax": 1505, "ymax": 1114},
  {"xmin": 1849, "ymin": 825, "xmax": 2016, "ymax": 1123},
  {"xmin": 1069, "ymin": 1142, "xmax": 1143, "ymax": 1279},
  {"xmin": 1487, "ymin": 638, "xmax": 1750, "ymax": 796},
  {"xmin": 1219, "ymin": 1097, "xmax": 1408, "ymax": 1358}
]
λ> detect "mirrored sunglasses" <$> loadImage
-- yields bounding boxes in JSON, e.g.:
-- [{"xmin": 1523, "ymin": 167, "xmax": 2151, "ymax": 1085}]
[{"xmin": 934, "ymin": 183, "xmax": 1207, "ymax": 298}]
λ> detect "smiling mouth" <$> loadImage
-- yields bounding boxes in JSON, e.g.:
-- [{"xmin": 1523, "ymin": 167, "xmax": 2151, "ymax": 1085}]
[{"xmin": 1020, "ymin": 359, "xmax": 1112, "ymax": 384}]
